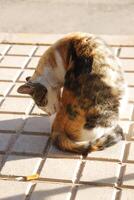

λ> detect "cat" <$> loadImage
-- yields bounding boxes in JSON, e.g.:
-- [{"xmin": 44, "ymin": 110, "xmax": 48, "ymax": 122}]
[{"xmin": 17, "ymin": 32, "xmax": 126, "ymax": 154}]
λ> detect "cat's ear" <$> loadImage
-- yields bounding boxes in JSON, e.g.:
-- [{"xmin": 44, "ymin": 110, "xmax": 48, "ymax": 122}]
[{"xmin": 17, "ymin": 84, "xmax": 34, "ymax": 95}]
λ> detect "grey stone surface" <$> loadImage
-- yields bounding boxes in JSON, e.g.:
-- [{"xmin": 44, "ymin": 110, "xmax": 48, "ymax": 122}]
[
  {"xmin": 75, "ymin": 185, "xmax": 114, "ymax": 200},
  {"xmin": 0, "ymin": 133, "xmax": 12, "ymax": 151},
  {"xmin": 12, "ymin": 134, "xmax": 48, "ymax": 154},
  {"xmin": 1, "ymin": 155, "xmax": 41, "ymax": 176},
  {"xmin": 30, "ymin": 183, "xmax": 71, "ymax": 200},
  {"xmin": 0, "ymin": 0, "xmax": 134, "ymax": 34},
  {"xmin": 0, "ymin": 180, "xmax": 28, "ymax": 200}
]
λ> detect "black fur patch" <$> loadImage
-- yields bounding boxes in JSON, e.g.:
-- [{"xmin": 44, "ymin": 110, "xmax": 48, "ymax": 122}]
[
  {"xmin": 66, "ymin": 104, "xmax": 78, "ymax": 120},
  {"xmin": 69, "ymin": 41, "xmax": 93, "ymax": 77}
]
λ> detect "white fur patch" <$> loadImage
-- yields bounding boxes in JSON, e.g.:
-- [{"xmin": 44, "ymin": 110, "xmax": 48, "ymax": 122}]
[
  {"xmin": 30, "ymin": 50, "xmax": 66, "ymax": 115},
  {"xmin": 79, "ymin": 127, "xmax": 113, "ymax": 144},
  {"xmin": 54, "ymin": 50, "xmax": 66, "ymax": 83}
]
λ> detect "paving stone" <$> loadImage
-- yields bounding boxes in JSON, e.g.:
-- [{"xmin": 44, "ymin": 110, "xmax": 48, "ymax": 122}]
[
  {"xmin": 75, "ymin": 185, "xmax": 113, "ymax": 200},
  {"xmin": 18, "ymin": 69, "xmax": 34, "ymax": 82},
  {"xmin": 1, "ymin": 155, "xmax": 41, "ymax": 176},
  {"xmin": 12, "ymin": 134, "xmax": 48, "ymax": 154},
  {"xmin": 8, "ymin": 82, "xmax": 29, "ymax": 97},
  {"xmin": 31, "ymin": 104, "xmax": 47, "ymax": 115},
  {"xmin": 23, "ymin": 115, "xmax": 51, "ymax": 133},
  {"xmin": 128, "ymin": 123, "xmax": 134, "ymax": 140},
  {"xmin": 80, "ymin": 160, "xmax": 118, "ymax": 185},
  {"xmin": 34, "ymin": 46, "xmax": 50, "ymax": 56},
  {"xmin": 0, "ymin": 154, "xmax": 3, "ymax": 166},
  {"xmin": 0, "ymin": 97, "xmax": 32, "ymax": 114},
  {"xmin": 121, "ymin": 59, "xmax": 134, "ymax": 72},
  {"xmin": 48, "ymin": 143, "xmax": 79, "ymax": 158},
  {"xmin": 0, "ymin": 114, "xmax": 24, "ymax": 132},
  {"xmin": 119, "ymin": 120, "xmax": 133, "ymax": 136},
  {"xmin": 87, "ymin": 140, "xmax": 125, "ymax": 161},
  {"xmin": 0, "ymin": 56, "xmax": 28, "ymax": 68},
  {"xmin": 40, "ymin": 158, "xmax": 79, "ymax": 180},
  {"xmin": 127, "ymin": 142, "xmax": 134, "ymax": 161},
  {"xmin": 128, "ymin": 87, "xmax": 134, "ymax": 102},
  {"xmin": 112, "ymin": 47, "xmax": 119, "ymax": 56},
  {"xmin": 0, "ymin": 180, "xmax": 28, "ymax": 200},
  {"xmin": 119, "ymin": 103, "xmax": 134, "ymax": 120},
  {"xmin": 8, "ymin": 45, "xmax": 36, "ymax": 56},
  {"xmin": 30, "ymin": 183, "xmax": 71, "ymax": 200},
  {"xmin": 124, "ymin": 73, "xmax": 134, "ymax": 86},
  {"xmin": 0, "ymin": 96, "xmax": 4, "ymax": 104},
  {"xmin": 121, "ymin": 189, "xmax": 134, "ymax": 200},
  {"xmin": 0, "ymin": 81, "xmax": 13, "ymax": 96},
  {"xmin": 120, "ymin": 47, "xmax": 134, "ymax": 58},
  {"xmin": 0, "ymin": 133, "xmax": 12, "ymax": 152},
  {"xmin": 0, "ymin": 68, "xmax": 21, "ymax": 81},
  {"xmin": 0, "ymin": 44, "xmax": 10, "ymax": 55},
  {"xmin": 26, "ymin": 57, "xmax": 40, "ymax": 69},
  {"xmin": 122, "ymin": 163, "xmax": 134, "ymax": 186}
]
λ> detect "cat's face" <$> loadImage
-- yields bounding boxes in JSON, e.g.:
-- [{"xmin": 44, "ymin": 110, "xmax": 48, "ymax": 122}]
[{"xmin": 17, "ymin": 76, "xmax": 59, "ymax": 115}]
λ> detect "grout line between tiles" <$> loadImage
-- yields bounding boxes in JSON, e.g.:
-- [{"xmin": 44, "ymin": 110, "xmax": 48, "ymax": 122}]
[
  {"xmin": 0, "ymin": 115, "xmax": 28, "ymax": 171},
  {"xmin": 24, "ymin": 137, "xmax": 53, "ymax": 200}
]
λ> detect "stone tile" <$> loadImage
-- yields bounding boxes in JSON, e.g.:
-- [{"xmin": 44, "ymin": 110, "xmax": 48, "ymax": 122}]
[
  {"xmin": 87, "ymin": 141, "xmax": 125, "ymax": 161},
  {"xmin": 124, "ymin": 73, "xmax": 134, "ymax": 86},
  {"xmin": 0, "ymin": 114, "xmax": 24, "ymax": 132},
  {"xmin": 75, "ymin": 185, "xmax": 113, "ymax": 200},
  {"xmin": 0, "ymin": 56, "xmax": 28, "ymax": 68},
  {"xmin": 34, "ymin": 46, "xmax": 50, "ymax": 56},
  {"xmin": 8, "ymin": 45, "xmax": 36, "ymax": 56},
  {"xmin": 0, "ymin": 154, "xmax": 3, "ymax": 166},
  {"xmin": 119, "ymin": 120, "xmax": 134, "ymax": 136},
  {"xmin": 0, "ymin": 68, "xmax": 21, "ymax": 81},
  {"xmin": 0, "ymin": 81, "xmax": 13, "ymax": 96},
  {"xmin": 119, "ymin": 103, "xmax": 133, "ymax": 120},
  {"xmin": 40, "ymin": 158, "xmax": 78, "ymax": 180},
  {"xmin": 121, "ymin": 189, "xmax": 134, "ymax": 200},
  {"xmin": 1, "ymin": 155, "xmax": 41, "ymax": 176},
  {"xmin": 112, "ymin": 47, "xmax": 119, "ymax": 56},
  {"xmin": 12, "ymin": 134, "xmax": 48, "ymax": 154},
  {"xmin": 120, "ymin": 47, "xmax": 134, "ymax": 58},
  {"xmin": 8, "ymin": 82, "xmax": 29, "ymax": 97},
  {"xmin": 80, "ymin": 160, "xmax": 119, "ymax": 185},
  {"xmin": 0, "ymin": 180, "xmax": 28, "ymax": 200},
  {"xmin": 23, "ymin": 116, "xmax": 51, "ymax": 133},
  {"xmin": 127, "ymin": 142, "xmax": 134, "ymax": 161},
  {"xmin": 31, "ymin": 104, "xmax": 47, "ymax": 115},
  {"xmin": 122, "ymin": 163, "xmax": 134, "ymax": 186},
  {"xmin": 26, "ymin": 57, "xmax": 40, "ymax": 69},
  {"xmin": 48, "ymin": 143, "xmax": 79, "ymax": 158},
  {"xmin": 128, "ymin": 123, "xmax": 134, "ymax": 140},
  {"xmin": 128, "ymin": 87, "xmax": 134, "ymax": 102},
  {"xmin": 30, "ymin": 183, "xmax": 71, "ymax": 200},
  {"xmin": 0, "ymin": 97, "xmax": 32, "ymax": 114},
  {"xmin": 0, "ymin": 44, "xmax": 10, "ymax": 55},
  {"xmin": 121, "ymin": 59, "xmax": 134, "ymax": 72},
  {"xmin": 0, "ymin": 133, "xmax": 12, "ymax": 152},
  {"xmin": 18, "ymin": 69, "xmax": 34, "ymax": 82}
]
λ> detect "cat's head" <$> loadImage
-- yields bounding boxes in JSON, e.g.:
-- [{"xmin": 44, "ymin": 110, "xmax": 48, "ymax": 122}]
[{"xmin": 17, "ymin": 76, "xmax": 60, "ymax": 115}]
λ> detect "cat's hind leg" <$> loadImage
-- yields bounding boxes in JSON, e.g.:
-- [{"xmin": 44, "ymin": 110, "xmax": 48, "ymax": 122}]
[{"xmin": 90, "ymin": 125, "xmax": 125, "ymax": 151}]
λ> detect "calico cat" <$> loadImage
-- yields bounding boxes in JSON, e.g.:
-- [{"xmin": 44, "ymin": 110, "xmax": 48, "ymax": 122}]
[{"xmin": 17, "ymin": 32, "xmax": 126, "ymax": 154}]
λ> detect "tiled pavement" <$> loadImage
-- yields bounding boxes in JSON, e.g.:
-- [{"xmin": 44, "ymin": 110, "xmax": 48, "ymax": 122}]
[{"xmin": 0, "ymin": 34, "xmax": 134, "ymax": 200}]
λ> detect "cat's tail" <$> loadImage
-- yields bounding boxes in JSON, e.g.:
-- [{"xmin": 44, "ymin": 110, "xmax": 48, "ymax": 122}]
[{"xmin": 51, "ymin": 131, "xmax": 89, "ymax": 154}]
